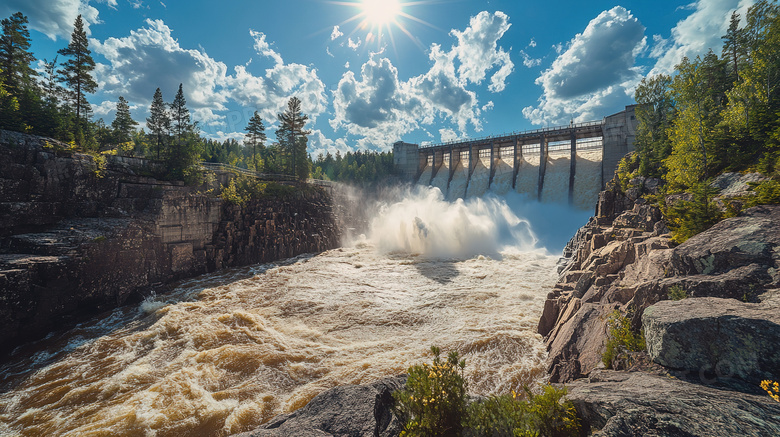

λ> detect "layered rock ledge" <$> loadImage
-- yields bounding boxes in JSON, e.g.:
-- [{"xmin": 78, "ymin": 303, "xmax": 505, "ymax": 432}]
[{"xmin": 540, "ymin": 177, "xmax": 780, "ymax": 383}]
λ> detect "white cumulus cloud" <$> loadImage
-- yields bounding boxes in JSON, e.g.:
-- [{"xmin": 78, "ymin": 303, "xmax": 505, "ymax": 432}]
[
  {"xmin": 92, "ymin": 20, "xmax": 327, "ymax": 133},
  {"xmin": 649, "ymin": 0, "xmax": 754, "ymax": 76},
  {"xmin": 331, "ymin": 25, "xmax": 343, "ymax": 40},
  {"xmin": 0, "ymin": 0, "xmax": 100, "ymax": 40},
  {"xmin": 520, "ymin": 50, "xmax": 542, "ymax": 68},
  {"xmin": 330, "ymin": 11, "xmax": 513, "ymax": 148},
  {"xmin": 92, "ymin": 19, "xmax": 229, "ymax": 126},
  {"xmin": 348, "ymin": 37, "xmax": 362, "ymax": 50},
  {"xmin": 523, "ymin": 6, "xmax": 646, "ymax": 125},
  {"xmin": 451, "ymin": 11, "xmax": 514, "ymax": 92}
]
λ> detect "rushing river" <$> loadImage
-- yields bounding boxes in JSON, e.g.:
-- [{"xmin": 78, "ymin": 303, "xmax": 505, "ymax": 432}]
[{"xmin": 0, "ymin": 187, "xmax": 590, "ymax": 436}]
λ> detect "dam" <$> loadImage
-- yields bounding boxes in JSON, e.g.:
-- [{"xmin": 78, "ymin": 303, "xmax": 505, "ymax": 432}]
[{"xmin": 394, "ymin": 105, "xmax": 637, "ymax": 209}]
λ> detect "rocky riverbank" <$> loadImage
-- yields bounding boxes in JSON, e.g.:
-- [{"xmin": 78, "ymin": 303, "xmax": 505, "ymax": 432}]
[
  {"xmin": 0, "ymin": 130, "xmax": 340, "ymax": 352},
  {"xmin": 537, "ymin": 173, "xmax": 780, "ymax": 435}
]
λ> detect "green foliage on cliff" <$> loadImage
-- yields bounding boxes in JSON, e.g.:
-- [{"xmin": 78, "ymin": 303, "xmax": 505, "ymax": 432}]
[
  {"xmin": 663, "ymin": 183, "xmax": 723, "ymax": 243},
  {"xmin": 633, "ymin": 1, "xmax": 780, "ymax": 186},
  {"xmin": 602, "ymin": 310, "xmax": 646, "ymax": 370},
  {"xmin": 466, "ymin": 386, "xmax": 580, "ymax": 437},
  {"xmin": 393, "ymin": 346, "xmax": 580, "ymax": 437},
  {"xmin": 624, "ymin": 1, "xmax": 780, "ymax": 241},
  {"xmin": 668, "ymin": 285, "xmax": 688, "ymax": 301},
  {"xmin": 394, "ymin": 346, "xmax": 467, "ymax": 437},
  {"xmin": 219, "ymin": 176, "xmax": 317, "ymax": 205}
]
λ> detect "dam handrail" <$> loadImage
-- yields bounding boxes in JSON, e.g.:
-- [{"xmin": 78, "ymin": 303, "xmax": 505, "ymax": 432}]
[
  {"xmin": 419, "ymin": 120, "xmax": 603, "ymax": 150},
  {"xmin": 200, "ymin": 162, "xmax": 334, "ymax": 187}
]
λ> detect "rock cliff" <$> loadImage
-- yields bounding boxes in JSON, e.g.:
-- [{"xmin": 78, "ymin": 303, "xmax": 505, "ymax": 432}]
[
  {"xmin": 566, "ymin": 370, "xmax": 780, "ymax": 436},
  {"xmin": 540, "ymin": 172, "xmax": 780, "ymax": 435},
  {"xmin": 0, "ymin": 130, "xmax": 341, "ymax": 351},
  {"xmin": 540, "ymin": 175, "xmax": 780, "ymax": 383}
]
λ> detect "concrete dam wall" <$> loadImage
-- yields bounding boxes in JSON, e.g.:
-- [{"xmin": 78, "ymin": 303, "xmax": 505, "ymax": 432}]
[{"xmin": 394, "ymin": 105, "xmax": 637, "ymax": 210}]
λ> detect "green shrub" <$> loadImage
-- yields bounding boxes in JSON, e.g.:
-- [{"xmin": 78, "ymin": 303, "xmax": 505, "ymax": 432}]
[
  {"xmin": 668, "ymin": 285, "xmax": 687, "ymax": 301},
  {"xmin": 219, "ymin": 179, "xmax": 248, "ymax": 205},
  {"xmin": 86, "ymin": 151, "xmax": 107, "ymax": 178},
  {"xmin": 394, "ymin": 347, "xmax": 580, "ymax": 437},
  {"xmin": 602, "ymin": 310, "xmax": 646, "ymax": 369},
  {"xmin": 466, "ymin": 393, "xmax": 528, "ymax": 437},
  {"xmin": 465, "ymin": 386, "xmax": 580, "ymax": 437},
  {"xmin": 746, "ymin": 179, "xmax": 780, "ymax": 207},
  {"xmin": 756, "ymin": 151, "xmax": 780, "ymax": 176},
  {"xmin": 218, "ymin": 177, "xmax": 309, "ymax": 205},
  {"xmin": 394, "ymin": 346, "xmax": 467, "ymax": 437},
  {"xmin": 664, "ymin": 182, "xmax": 722, "ymax": 244},
  {"xmin": 616, "ymin": 153, "xmax": 640, "ymax": 193}
]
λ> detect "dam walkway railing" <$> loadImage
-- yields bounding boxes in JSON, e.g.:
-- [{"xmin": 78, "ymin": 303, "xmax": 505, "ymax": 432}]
[
  {"xmin": 199, "ymin": 162, "xmax": 334, "ymax": 189},
  {"xmin": 411, "ymin": 119, "xmax": 606, "ymax": 205}
]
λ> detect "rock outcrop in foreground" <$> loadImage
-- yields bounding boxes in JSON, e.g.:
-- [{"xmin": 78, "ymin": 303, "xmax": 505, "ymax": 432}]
[
  {"xmin": 643, "ymin": 297, "xmax": 780, "ymax": 381},
  {"xmin": 540, "ymin": 173, "xmax": 780, "ymax": 435},
  {"xmin": 237, "ymin": 377, "xmax": 406, "ymax": 437},
  {"xmin": 567, "ymin": 370, "xmax": 780, "ymax": 436},
  {"xmin": 0, "ymin": 130, "xmax": 341, "ymax": 350}
]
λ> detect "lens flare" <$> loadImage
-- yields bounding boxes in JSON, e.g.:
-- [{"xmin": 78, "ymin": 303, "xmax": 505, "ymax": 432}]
[
  {"xmin": 362, "ymin": 0, "xmax": 401, "ymax": 25},
  {"xmin": 329, "ymin": 0, "xmax": 437, "ymax": 52}
]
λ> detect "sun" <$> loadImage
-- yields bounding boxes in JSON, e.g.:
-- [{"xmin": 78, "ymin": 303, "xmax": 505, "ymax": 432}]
[
  {"xmin": 361, "ymin": 0, "xmax": 402, "ymax": 26},
  {"xmin": 330, "ymin": 0, "xmax": 436, "ymax": 52}
]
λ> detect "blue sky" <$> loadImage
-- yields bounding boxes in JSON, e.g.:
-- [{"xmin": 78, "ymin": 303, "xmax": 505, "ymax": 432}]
[{"xmin": 1, "ymin": 0, "xmax": 755, "ymax": 157}]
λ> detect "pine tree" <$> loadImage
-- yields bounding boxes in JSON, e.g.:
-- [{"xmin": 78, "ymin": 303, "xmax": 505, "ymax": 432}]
[
  {"xmin": 41, "ymin": 56, "xmax": 63, "ymax": 104},
  {"xmin": 244, "ymin": 110, "xmax": 266, "ymax": 171},
  {"xmin": 0, "ymin": 67, "xmax": 17, "ymax": 128},
  {"xmin": 0, "ymin": 12, "xmax": 36, "ymax": 98},
  {"xmin": 111, "ymin": 96, "xmax": 138, "ymax": 144},
  {"xmin": 276, "ymin": 96, "xmax": 311, "ymax": 179},
  {"xmin": 166, "ymin": 83, "xmax": 199, "ymax": 179},
  {"xmin": 722, "ymin": 11, "xmax": 743, "ymax": 82},
  {"xmin": 146, "ymin": 87, "xmax": 170, "ymax": 159},
  {"xmin": 170, "ymin": 83, "xmax": 193, "ymax": 146},
  {"xmin": 57, "ymin": 14, "xmax": 98, "ymax": 142}
]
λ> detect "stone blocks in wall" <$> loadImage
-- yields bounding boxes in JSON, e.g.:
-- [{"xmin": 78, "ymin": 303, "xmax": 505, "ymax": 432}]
[{"xmin": 169, "ymin": 242, "xmax": 195, "ymax": 273}]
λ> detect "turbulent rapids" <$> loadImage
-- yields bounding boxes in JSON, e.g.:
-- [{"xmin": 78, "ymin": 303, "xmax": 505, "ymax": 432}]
[{"xmin": 0, "ymin": 187, "xmax": 591, "ymax": 437}]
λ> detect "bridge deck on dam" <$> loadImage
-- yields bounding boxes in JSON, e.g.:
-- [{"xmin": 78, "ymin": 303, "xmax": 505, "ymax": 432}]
[
  {"xmin": 419, "ymin": 120, "xmax": 603, "ymax": 154},
  {"xmin": 393, "ymin": 105, "xmax": 637, "ymax": 209}
]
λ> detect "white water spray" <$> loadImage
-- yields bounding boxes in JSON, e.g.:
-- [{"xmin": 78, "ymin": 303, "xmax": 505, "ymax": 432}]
[{"xmin": 367, "ymin": 186, "xmax": 540, "ymax": 258}]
